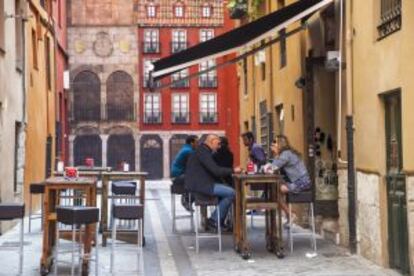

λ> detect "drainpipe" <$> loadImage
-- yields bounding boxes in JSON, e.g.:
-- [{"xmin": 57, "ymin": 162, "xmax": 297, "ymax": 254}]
[{"xmin": 344, "ymin": 0, "xmax": 357, "ymax": 254}]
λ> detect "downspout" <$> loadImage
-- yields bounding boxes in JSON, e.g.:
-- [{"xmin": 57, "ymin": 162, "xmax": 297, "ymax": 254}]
[{"xmin": 344, "ymin": 0, "xmax": 357, "ymax": 254}]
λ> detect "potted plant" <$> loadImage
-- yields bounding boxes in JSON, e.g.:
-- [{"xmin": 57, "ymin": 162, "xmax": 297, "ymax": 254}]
[{"xmin": 227, "ymin": 0, "xmax": 247, "ymax": 19}]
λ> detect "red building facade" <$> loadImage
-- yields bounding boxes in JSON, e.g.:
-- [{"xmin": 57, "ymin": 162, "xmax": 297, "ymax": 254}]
[{"xmin": 137, "ymin": 0, "xmax": 240, "ymax": 179}]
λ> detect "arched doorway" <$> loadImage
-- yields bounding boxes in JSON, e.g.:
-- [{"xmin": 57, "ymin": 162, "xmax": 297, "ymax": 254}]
[
  {"xmin": 107, "ymin": 134, "xmax": 135, "ymax": 171},
  {"xmin": 73, "ymin": 71, "xmax": 101, "ymax": 121},
  {"xmin": 140, "ymin": 135, "xmax": 163, "ymax": 179},
  {"xmin": 74, "ymin": 135, "xmax": 102, "ymax": 166},
  {"xmin": 106, "ymin": 71, "xmax": 134, "ymax": 121}
]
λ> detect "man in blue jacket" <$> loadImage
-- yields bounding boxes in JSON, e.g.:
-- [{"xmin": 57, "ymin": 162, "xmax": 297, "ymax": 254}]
[{"xmin": 171, "ymin": 135, "xmax": 198, "ymax": 211}]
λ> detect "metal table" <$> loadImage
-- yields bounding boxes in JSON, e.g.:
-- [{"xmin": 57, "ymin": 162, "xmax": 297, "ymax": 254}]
[{"xmin": 100, "ymin": 171, "xmax": 148, "ymax": 246}]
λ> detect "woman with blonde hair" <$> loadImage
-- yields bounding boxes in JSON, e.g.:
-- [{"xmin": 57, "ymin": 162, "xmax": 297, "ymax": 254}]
[{"xmin": 266, "ymin": 135, "xmax": 311, "ymax": 225}]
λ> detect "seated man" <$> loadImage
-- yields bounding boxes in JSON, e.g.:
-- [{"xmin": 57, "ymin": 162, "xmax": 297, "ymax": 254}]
[
  {"xmin": 185, "ymin": 134, "xmax": 241, "ymax": 229},
  {"xmin": 171, "ymin": 135, "xmax": 198, "ymax": 211}
]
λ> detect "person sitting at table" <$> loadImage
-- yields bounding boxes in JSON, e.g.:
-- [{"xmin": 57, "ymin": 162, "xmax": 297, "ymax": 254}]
[
  {"xmin": 171, "ymin": 135, "xmax": 199, "ymax": 211},
  {"xmin": 264, "ymin": 135, "xmax": 312, "ymax": 226},
  {"xmin": 185, "ymin": 134, "xmax": 242, "ymax": 230},
  {"xmin": 213, "ymin": 136, "xmax": 234, "ymax": 187}
]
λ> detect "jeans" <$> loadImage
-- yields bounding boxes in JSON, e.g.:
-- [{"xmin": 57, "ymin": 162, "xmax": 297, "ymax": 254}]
[{"xmin": 210, "ymin": 183, "xmax": 235, "ymax": 225}]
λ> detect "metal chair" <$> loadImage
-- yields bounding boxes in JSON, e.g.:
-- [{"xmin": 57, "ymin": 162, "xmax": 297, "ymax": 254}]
[
  {"xmin": 194, "ymin": 193, "xmax": 222, "ymax": 253},
  {"xmin": 54, "ymin": 206, "xmax": 99, "ymax": 276},
  {"xmin": 28, "ymin": 182, "xmax": 45, "ymax": 232},
  {"xmin": 110, "ymin": 203, "xmax": 144, "ymax": 274},
  {"xmin": 286, "ymin": 190, "xmax": 317, "ymax": 253},
  {"xmin": 110, "ymin": 181, "xmax": 137, "ymax": 229},
  {"xmin": 0, "ymin": 203, "xmax": 25, "ymax": 275},
  {"xmin": 170, "ymin": 180, "xmax": 194, "ymax": 233}
]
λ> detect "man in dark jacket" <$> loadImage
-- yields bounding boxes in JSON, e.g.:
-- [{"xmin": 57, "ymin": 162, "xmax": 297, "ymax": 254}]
[{"xmin": 185, "ymin": 134, "xmax": 241, "ymax": 229}]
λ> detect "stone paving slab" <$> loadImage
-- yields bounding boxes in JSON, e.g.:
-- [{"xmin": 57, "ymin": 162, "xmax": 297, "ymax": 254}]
[{"xmin": 0, "ymin": 180, "xmax": 402, "ymax": 276}]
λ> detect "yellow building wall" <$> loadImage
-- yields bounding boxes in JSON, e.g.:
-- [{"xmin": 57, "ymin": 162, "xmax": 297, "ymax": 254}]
[{"xmin": 24, "ymin": 1, "xmax": 56, "ymax": 212}]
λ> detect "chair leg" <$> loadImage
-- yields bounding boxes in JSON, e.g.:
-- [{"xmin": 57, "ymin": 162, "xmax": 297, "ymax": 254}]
[
  {"xmin": 189, "ymin": 194, "xmax": 195, "ymax": 232},
  {"xmin": 195, "ymin": 205, "xmax": 199, "ymax": 253},
  {"xmin": 289, "ymin": 203, "xmax": 293, "ymax": 253},
  {"xmin": 94, "ymin": 223, "xmax": 99, "ymax": 276},
  {"xmin": 71, "ymin": 225, "xmax": 76, "ymax": 276},
  {"xmin": 310, "ymin": 203, "xmax": 317, "ymax": 252},
  {"xmin": 19, "ymin": 217, "xmax": 24, "ymax": 275},
  {"xmin": 250, "ymin": 209, "xmax": 254, "ymax": 229},
  {"xmin": 217, "ymin": 205, "xmax": 221, "ymax": 253},
  {"xmin": 28, "ymin": 194, "xmax": 32, "ymax": 233},
  {"xmin": 40, "ymin": 194, "xmax": 44, "ymax": 231},
  {"xmin": 54, "ymin": 224, "xmax": 60, "ymax": 276},
  {"xmin": 110, "ymin": 218, "xmax": 116, "ymax": 273},
  {"xmin": 138, "ymin": 219, "xmax": 144, "ymax": 273},
  {"xmin": 171, "ymin": 193, "xmax": 176, "ymax": 233}
]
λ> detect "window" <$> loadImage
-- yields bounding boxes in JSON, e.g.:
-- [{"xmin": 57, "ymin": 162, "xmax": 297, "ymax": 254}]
[
  {"xmin": 147, "ymin": 4, "xmax": 156, "ymax": 18},
  {"xmin": 202, "ymin": 5, "xmax": 212, "ymax": 18},
  {"xmin": 143, "ymin": 29, "xmax": 159, "ymax": 53},
  {"xmin": 143, "ymin": 59, "xmax": 159, "ymax": 87},
  {"xmin": 144, "ymin": 93, "xmax": 161, "ymax": 123},
  {"xmin": 172, "ymin": 93, "xmax": 189, "ymax": 123},
  {"xmin": 45, "ymin": 35, "xmax": 51, "ymax": 90},
  {"xmin": 13, "ymin": 121, "xmax": 23, "ymax": 192},
  {"xmin": 15, "ymin": 0, "xmax": 23, "ymax": 69},
  {"xmin": 32, "ymin": 29, "xmax": 38, "ymax": 69},
  {"xmin": 171, "ymin": 69, "xmax": 189, "ymax": 88},
  {"xmin": 200, "ymin": 93, "xmax": 217, "ymax": 123},
  {"xmin": 174, "ymin": 3, "xmax": 184, "ymax": 18},
  {"xmin": 199, "ymin": 60, "xmax": 217, "ymax": 88},
  {"xmin": 0, "ymin": 0, "xmax": 5, "ymax": 52},
  {"xmin": 378, "ymin": 0, "xmax": 401, "ymax": 39},
  {"xmin": 171, "ymin": 29, "xmax": 186, "ymax": 53},
  {"xmin": 200, "ymin": 29, "xmax": 214, "ymax": 42}
]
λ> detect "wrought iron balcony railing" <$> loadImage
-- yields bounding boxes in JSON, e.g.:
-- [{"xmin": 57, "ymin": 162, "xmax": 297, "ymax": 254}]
[
  {"xmin": 143, "ymin": 112, "xmax": 162, "ymax": 124},
  {"xmin": 171, "ymin": 112, "xmax": 190, "ymax": 124},
  {"xmin": 171, "ymin": 41, "xmax": 188, "ymax": 53},
  {"xmin": 199, "ymin": 112, "xmax": 218, "ymax": 124},
  {"xmin": 142, "ymin": 42, "xmax": 160, "ymax": 54},
  {"xmin": 199, "ymin": 76, "xmax": 217, "ymax": 88}
]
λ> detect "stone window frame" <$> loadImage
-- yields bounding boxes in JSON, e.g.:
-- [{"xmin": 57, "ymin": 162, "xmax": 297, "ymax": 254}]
[
  {"xmin": 143, "ymin": 28, "xmax": 160, "ymax": 53},
  {"xmin": 200, "ymin": 29, "xmax": 214, "ymax": 42},
  {"xmin": 174, "ymin": 2, "xmax": 185, "ymax": 18},
  {"xmin": 144, "ymin": 93, "xmax": 162, "ymax": 124},
  {"xmin": 201, "ymin": 4, "xmax": 212, "ymax": 18},
  {"xmin": 147, "ymin": 3, "xmax": 157, "ymax": 18},
  {"xmin": 199, "ymin": 59, "xmax": 217, "ymax": 88}
]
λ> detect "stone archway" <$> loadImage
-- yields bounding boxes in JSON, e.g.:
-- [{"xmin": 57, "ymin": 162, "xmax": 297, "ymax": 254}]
[
  {"xmin": 106, "ymin": 71, "xmax": 134, "ymax": 121},
  {"xmin": 73, "ymin": 71, "xmax": 101, "ymax": 121},
  {"xmin": 107, "ymin": 134, "xmax": 135, "ymax": 171},
  {"xmin": 74, "ymin": 135, "xmax": 102, "ymax": 166}
]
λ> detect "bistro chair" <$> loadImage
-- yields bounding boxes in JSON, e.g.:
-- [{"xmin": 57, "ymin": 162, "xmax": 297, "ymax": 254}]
[
  {"xmin": 170, "ymin": 179, "xmax": 194, "ymax": 233},
  {"xmin": 28, "ymin": 182, "xmax": 45, "ymax": 233},
  {"xmin": 54, "ymin": 206, "xmax": 99, "ymax": 276},
  {"xmin": 194, "ymin": 193, "xmax": 222, "ymax": 253},
  {"xmin": 110, "ymin": 203, "xmax": 144, "ymax": 274},
  {"xmin": 110, "ymin": 181, "xmax": 137, "ymax": 229},
  {"xmin": 0, "ymin": 203, "xmax": 25, "ymax": 275},
  {"xmin": 286, "ymin": 190, "xmax": 317, "ymax": 253}
]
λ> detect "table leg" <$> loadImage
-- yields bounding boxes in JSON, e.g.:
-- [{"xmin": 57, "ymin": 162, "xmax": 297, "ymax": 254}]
[
  {"xmin": 233, "ymin": 178, "xmax": 241, "ymax": 253},
  {"xmin": 140, "ymin": 176, "xmax": 146, "ymax": 246},
  {"xmin": 240, "ymin": 181, "xmax": 251, "ymax": 260},
  {"xmin": 275, "ymin": 181, "xmax": 284, "ymax": 258},
  {"xmin": 41, "ymin": 188, "xmax": 57, "ymax": 274}
]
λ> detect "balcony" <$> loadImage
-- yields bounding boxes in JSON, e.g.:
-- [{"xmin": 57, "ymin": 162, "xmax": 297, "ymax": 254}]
[
  {"xmin": 199, "ymin": 76, "xmax": 217, "ymax": 88},
  {"xmin": 171, "ymin": 78, "xmax": 189, "ymax": 88},
  {"xmin": 171, "ymin": 41, "xmax": 188, "ymax": 53},
  {"xmin": 171, "ymin": 112, "xmax": 190, "ymax": 124},
  {"xmin": 142, "ymin": 42, "xmax": 160, "ymax": 54},
  {"xmin": 227, "ymin": 0, "xmax": 247, "ymax": 19},
  {"xmin": 105, "ymin": 104, "xmax": 135, "ymax": 121},
  {"xmin": 143, "ymin": 112, "xmax": 162, "ymax": 124},
  {"xmin": 199, "ymin": 112, "xmax": 218, "ymax": 124}
]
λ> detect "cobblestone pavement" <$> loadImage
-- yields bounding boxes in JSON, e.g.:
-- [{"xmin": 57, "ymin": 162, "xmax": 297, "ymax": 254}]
[{"xmin": 0, "ymin": 180, "xmax": 402, "ymax": 276}]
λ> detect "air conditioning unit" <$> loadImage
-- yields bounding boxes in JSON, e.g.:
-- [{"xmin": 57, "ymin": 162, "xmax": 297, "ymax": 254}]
[{"xmin": 325, "ymin": 51, "xmax": 340, "ymax": 72}]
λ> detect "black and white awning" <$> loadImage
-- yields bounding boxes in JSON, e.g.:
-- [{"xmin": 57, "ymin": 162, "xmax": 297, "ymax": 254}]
[{"xmin": 150, "ymin": 0, "xmax": 333, "ymax": 81}]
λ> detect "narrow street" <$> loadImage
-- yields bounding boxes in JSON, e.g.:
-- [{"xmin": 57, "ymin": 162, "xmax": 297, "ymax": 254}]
[{"xmin": 0, "ymin": 181, "xmax": 399, "ymax": 276}]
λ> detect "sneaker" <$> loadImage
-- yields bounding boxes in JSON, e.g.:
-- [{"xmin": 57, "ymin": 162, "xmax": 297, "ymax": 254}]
[{"xmin": 206, "ymin": 218, "xmax": 218, "ymax": 231}]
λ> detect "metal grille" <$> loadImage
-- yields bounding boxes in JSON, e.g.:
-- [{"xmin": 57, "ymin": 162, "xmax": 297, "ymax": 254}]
[
  {"xmin": 74, "ymin": 135, "xmax": 102, "ymax": 166},
  {"xmin": 378, "ymin": 0, "xmax": 401, "ymax": 39},
  {"xmin": 107, "ymin": 134, "xmax": 136, "ymax": 171},
  {"xmin": 72, "ymin": 71, "xmax": 101, "ymax": 121},
  {"xmin": 106, "ymin": 71, "xmax": 135, "ymax": 121}
]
